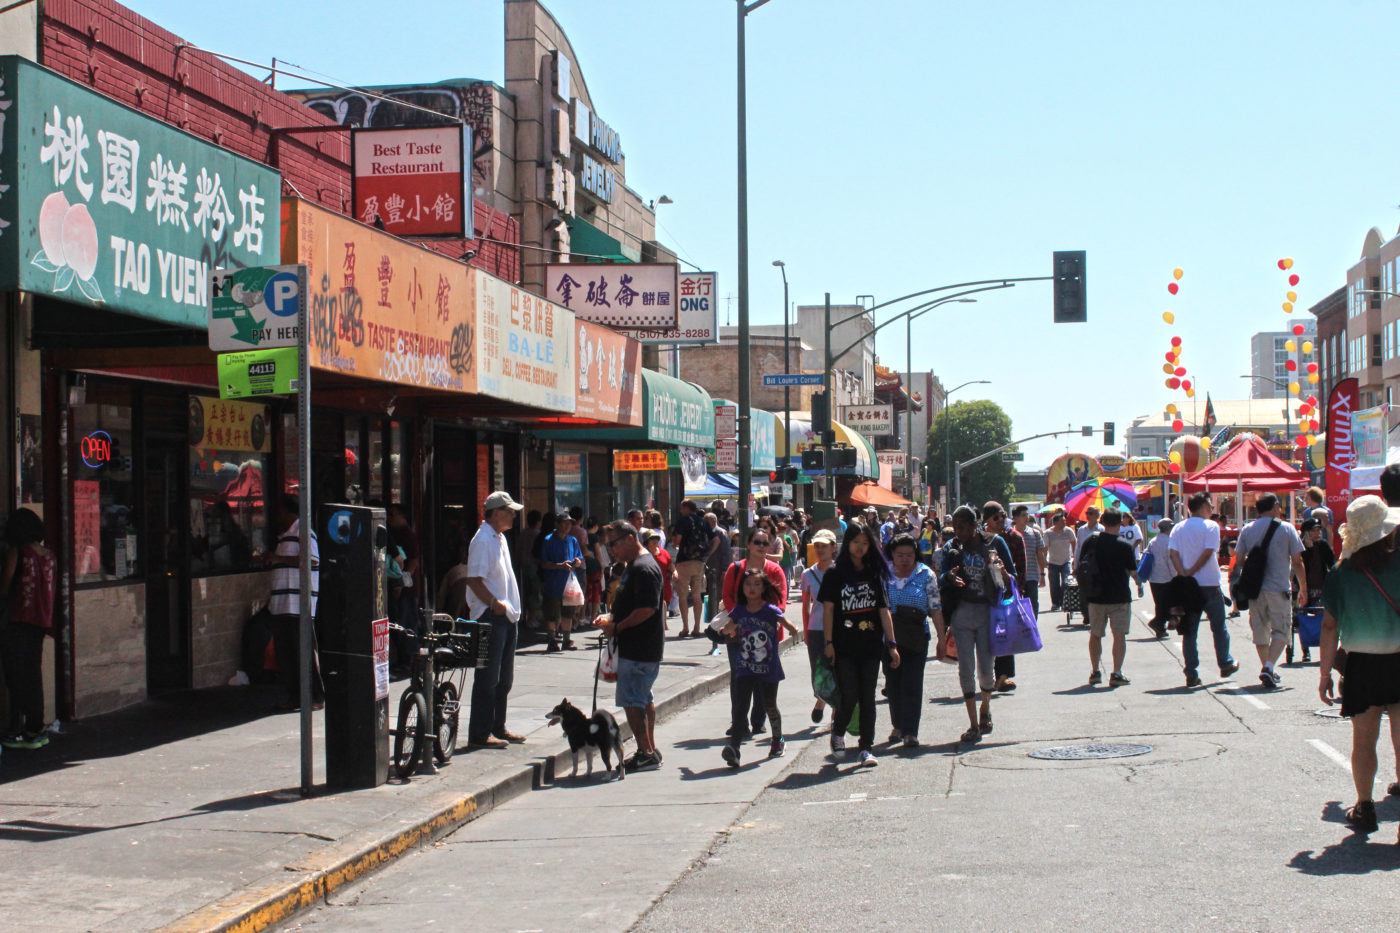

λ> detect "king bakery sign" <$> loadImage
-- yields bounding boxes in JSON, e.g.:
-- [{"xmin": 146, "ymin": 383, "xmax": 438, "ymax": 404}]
[{"xmin": 0, "ymin": 57, "xmax": 279, "ymax": 328}]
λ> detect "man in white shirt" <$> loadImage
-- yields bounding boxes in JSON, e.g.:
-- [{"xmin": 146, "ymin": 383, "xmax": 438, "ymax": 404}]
[
  {"xmin": 1168, "ymin": 492, "xmax": 1239, "ymax": 688},
  {"xmin": 1144, "ymin": 518, "xmax": 1177, "ymax": 637},
  {"xmin": 465, "ymin": 490, "xmax": 526, "ymax": 750},
  {"xmin": 1073, "ymin": 507, "xmax": 1101, "ymax": 570},
  {"xmin": 1043, "ymin": 512, "xmax": 1076, "ymax": 610}
]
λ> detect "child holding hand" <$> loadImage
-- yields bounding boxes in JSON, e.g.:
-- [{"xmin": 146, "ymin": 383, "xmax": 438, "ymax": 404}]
[{"xmin": 721, "ymin": 569, "xmax": 799, "ymax": 768}]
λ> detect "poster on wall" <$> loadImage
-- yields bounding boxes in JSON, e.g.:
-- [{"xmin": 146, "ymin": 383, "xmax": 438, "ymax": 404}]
[
  {"xmin": 73, "ymin": 479, "xmax": 100, "ymax": 576},
  {"xmin": 18, "ymin": 413, "xmax": 41, "ymax": 505}
]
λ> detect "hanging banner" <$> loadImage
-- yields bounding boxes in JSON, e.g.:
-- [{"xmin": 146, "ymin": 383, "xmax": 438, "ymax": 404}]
[
  {"xmin": 574, "ymin": 320, "xmax": 643, "ymax": 425},
  {"xmin": 546, "ymin": 262, "xmax": 678, "ymax": 329},
  {"xmin": 190, "ymin": 396, "xmax": 272, "ymax": 452},
  {"xmin": 0, "ymin": 56, "xmax": 279, "ymax": 328},
  {"xmin": 1325, "ymin": 378, "xmax": 1359, "ymax": 540},
  {"xmin": 1354, "ymin": 405, "xmax": 1387, "ymax": 469},
  {"xmin": 475, "ymin": 272, "xmax": 575, "ymax": 412},
  {"xmin": 351, "ymin": 125, "xmax": 469, "ymax": 239},
  {"xmin": 877, "ymin": 449, "xmax": 907, "ymax": 479}
]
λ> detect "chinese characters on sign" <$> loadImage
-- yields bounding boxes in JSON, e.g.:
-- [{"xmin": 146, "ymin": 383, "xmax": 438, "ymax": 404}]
[
  {"xmin": 476, "ymin": 272, "xmax": 575, "ymax": 413},
  {"xmin": 0, "ymin": 57, "xmax": 278, "ymax": 327},
  {"xmin": 545, "ymin": 263, "xmax": 678, "ymax": 330},
  {"xmin": 613, "ymin": 450, "xmax": 668, "ymax": 472},
  {"xmin": 845, "ymin": 404, "xmax": 895, "ymax": 437},
  {"xmin": 575, "ymin": 320, "xmax": 642, "ymax": 425},
  {"xmin": 876, "ymin": 450, "xmax": 907, "ymax": 478},
  {"xmin": 352, "ymin": 126, "xmax": 470, "ymax": 239},
  {"xmin": 616, "ymin": 272, "xmax": 718, "ymax": 345}
]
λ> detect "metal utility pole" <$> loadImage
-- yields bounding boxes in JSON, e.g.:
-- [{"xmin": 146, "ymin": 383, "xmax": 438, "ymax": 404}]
[
  {"xmin": 774, "ymin": 260, "xmax": 789, "ymax": 488},
  {"xmin": 906, "ymin": 298, "xmax": 977, "ymax": 501},
  {"xmin": 953, "ymin": 426, "xmax": 1082, "ymax": 506},
  {"xmin": 942, "ymin": 379, "xmax": 991, "ymax": 511}
]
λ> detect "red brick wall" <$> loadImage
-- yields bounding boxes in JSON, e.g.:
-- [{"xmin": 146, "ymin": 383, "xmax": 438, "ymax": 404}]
[{"xmin": 40, "ymin": 0, "xmax": 519, "ymax": 281}]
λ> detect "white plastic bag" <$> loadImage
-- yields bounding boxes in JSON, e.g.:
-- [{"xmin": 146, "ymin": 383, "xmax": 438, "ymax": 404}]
[
  {"xmin": 599, "ymin": 639, "xmax": 619, "ymax": 683},
  {"xmin": 562, "ymin": 572, "xmax": 585, "ymax": 607}
]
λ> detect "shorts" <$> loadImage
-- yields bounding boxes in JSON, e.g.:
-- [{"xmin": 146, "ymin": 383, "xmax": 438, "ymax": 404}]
[
  {"xmin": 616, "ymin": 658, "xmax": 660, "ymax": 709},
  {"xmin": 675, "ymin": 560, "xmax": 705, "ymax": 604},
  {"xmin": 1248, "ymin": 590, "xmax": 1291, "ymax": 646},
  {"xmin": 1088, "ymin": 602, "xmax": 1131, "ymax": 638},
  {"xmin": 540, "ymin": 595, "xmax": 577, "ymax": 624}
]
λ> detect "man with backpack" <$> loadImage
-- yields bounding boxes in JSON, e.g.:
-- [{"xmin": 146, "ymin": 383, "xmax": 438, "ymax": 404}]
[
  {"xmin": 670, "ymin": 500, "xmax": 710, "ymax": 638},
  {"xmin": 1234, "ymin": 494, "xmax": 1306, "ymax": 689},
  {"xmin": 1077, "ymin": 509, "xmax": 1140, "ymax": 686}
]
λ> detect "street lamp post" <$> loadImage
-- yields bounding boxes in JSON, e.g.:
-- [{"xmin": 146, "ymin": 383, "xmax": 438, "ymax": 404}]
[
  {"xmin": 943, "ymin": 379, "xmax": 991, "ymax": 509},
  {"xmin": 905, "ymin": 298, "xmax": 976, "ymax": 502},
  {"xmin": 774, "ymin": 260, "xmax": 789, "ymax": 489},
  {"xmin": 1240, "ymin": 373, "xmax": 1292, "ymax": 448}
]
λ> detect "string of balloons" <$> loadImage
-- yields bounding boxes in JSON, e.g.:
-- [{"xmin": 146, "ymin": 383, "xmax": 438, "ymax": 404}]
[
  {"xmin": 1162, "ymin": 267, "xmax": 1207, "ymax": 475},
  {"xmin": 1278, "ymin": 257, "xmax": 1320, "ymax": 449}
]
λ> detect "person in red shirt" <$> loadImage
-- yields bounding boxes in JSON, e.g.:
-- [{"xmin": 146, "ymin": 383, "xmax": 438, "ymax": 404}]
[
  {"xmin": 722, "ymin": 528, "xmax": 789, "ymax": 612},
  {"xmin": 1, "ymin": 508, "xmax": 57, "ymax": 749},
  {"xmin": 641, "ymin": 529, "xmax": 674, "ymax": 629}
]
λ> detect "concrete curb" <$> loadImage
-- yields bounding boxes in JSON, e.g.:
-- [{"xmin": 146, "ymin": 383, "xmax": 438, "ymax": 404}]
[{"xmin": 155, "ymin": 641, "xmax": 780, "ymax": 933}]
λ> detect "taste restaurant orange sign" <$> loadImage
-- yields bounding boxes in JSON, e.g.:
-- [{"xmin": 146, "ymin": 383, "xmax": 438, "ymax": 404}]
[{"xmin": 281, "ymin": 198, "xmax": 475, "ymax": 393}]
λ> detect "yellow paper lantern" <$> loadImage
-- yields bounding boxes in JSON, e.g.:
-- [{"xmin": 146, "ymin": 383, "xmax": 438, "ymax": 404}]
[
  {"xmin": 1308, "ymin": 372, "xmax": 1320, "ymax": 384},
  {"xmin": 1169, "ymin": 450, "xmax": 1182, "ymax": 464},
  {"xmin": 1164, "ymin": 378, "xmax": 1175, "ymax": 388},
  {"xmin": 1287, "ymin": 290, "xmax": 1297, "ymax": 302},
  {"xmin": 1285, "ymin": 339, "xmax": 1296, "ymax": 352},
  {"xmin": 1307, "ymin": 434, "xmax": 1316, "ymax": 445},
  {"xmin": 1283, "ymin": 257, "xmax": 1294, "ymax": 269},
  {"xmin": 1162, "ymin": 310, "xmax": 1175, "ymax": 324},
  {"xmin": 1288, "ymin": 381, "xmax": 1300, "ymax": 394},
  {"xmin": 1302, "ymin": 340, "xmax": 1313, "ymax": 354},
  {"xmin": 1283, "ymin": 302, "xmax": 1294, "ymax": 313}
]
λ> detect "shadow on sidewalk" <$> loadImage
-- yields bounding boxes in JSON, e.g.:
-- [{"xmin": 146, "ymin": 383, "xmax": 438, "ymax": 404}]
[
  {"xmin": 1289, "ymin": 805, "xmax": 1400, "ymax": 875},
  {"xmin": 0, "ymin": 683, "xmax": 286, "ymax": 784}
]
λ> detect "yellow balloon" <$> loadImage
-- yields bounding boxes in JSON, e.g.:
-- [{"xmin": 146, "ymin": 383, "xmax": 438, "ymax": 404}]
[
  {"xmin": 1308, "ymin": 372, "xmax": 1320, "ymax": 384},
  {"xmin": 1307, "ymin": 434, "xmax": 1316, "ymax": 445},
  {"xmin": 1288, "ymin": 381, "xmax": 1300, "ymax": 394},
  {"xmin": 1283, "ymin": 302, "xmax": 1294, "ymax": 313},
  {"xmin": 1283, "ymin": 257, "xmax": 1294, "ymax": 269},
  {"xmin": 1166, "ymin": 403, "xmax": 1178, "ymax": 414},
  {"xmin": 1173, "ymin": 268, "xmax": 1184, "ymax": 281},
  {"xmin": 1162, "ymin": 363, "xmax": 1174, "ymax": 374},
  {"xmin": 1287, "ymin": 291, "xmax": 1297, "ymax": 302},
  {"xmin": 1186, "ymin": 388, "xmax": 1196, "ymax": 398},
  {"xmin": 1200, "ymin": 437, "xmax": 1212, "ymax": 449},
  {"xmin": 1162, "ymin": 310, "xmax": 1175, "ymax": 324},
  {"xmin": 1169, "ymin": 451, "xmax": 1182, "ymax": 464},
  {"xmin": 1285, "ymin": 340, "xmax": 1296, "ymax": 353}
]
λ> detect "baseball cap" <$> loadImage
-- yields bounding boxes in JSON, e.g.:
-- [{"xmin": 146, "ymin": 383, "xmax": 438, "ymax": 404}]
[
  {"xmin": 811, "ymin": 529, "xmax": 838, "ymax": 546},
  {"xmin": 483, "ymin": 490, "xmax": 524, "ymax": 512},
  {"xmin": 555, "ymin": 510, "xmax": 575, "ymax": 523},
  {"xmin": 640, "ymin": 527, "xmax": 661, "ymax": 543}
]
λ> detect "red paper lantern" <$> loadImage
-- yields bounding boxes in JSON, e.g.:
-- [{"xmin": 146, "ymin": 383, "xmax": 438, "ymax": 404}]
[
  {"xmin": 1289, "ymin": 274, "xmax": 1300, "ymax": 286},
  {"xmin": 1167, "ymin": 282, "xmax": 1179, "ymax": 295},
  {"xmin": 1292, "ymin": 323, "xmax": 1305, "ymax": 335},
  {"xmin": 1167, "ymin": 377, "xmax": 1181, "ymax": 389},
  {"xmin": 1172, "ymin": 419, "xmax": 1185, "ymax": 432},
  {"xmin": 1298, "ymin": 403, "xmax": 1311, "ymax": 415},
  {"xmin": 1285, "ymin": 359, "xmax": 1297, "ymax": 371},
  {"xmin": 1307, "ymin": 395, "xmax": 1319, "ymax": 406},
  {"xmin": 1309, "ymin": 419, "xmax": 1320, "ymax": 432},
  {"xmin": 1174, "ymin": 366, "xmax": 1187, "ymax": 376},
  {"xmin": 1296, "ymin": 434, "xmax": 1308, "ymax": 446},
  {"xmin": 1171, "ymin": 336, "xmax": 1182, "ymax": 346}
]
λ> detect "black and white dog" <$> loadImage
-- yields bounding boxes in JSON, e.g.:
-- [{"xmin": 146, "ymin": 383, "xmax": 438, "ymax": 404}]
[{"xmin": 546, "ymin": 699, "xmax": 625, "ymax": 781}]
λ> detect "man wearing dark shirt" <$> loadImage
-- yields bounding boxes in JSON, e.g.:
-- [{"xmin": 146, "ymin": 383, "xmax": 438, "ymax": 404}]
[
  {"xmin": 1080, "ymin": 509, "xmax": 1140, "ymax": 687},
  {"xmin": 983, "ymin": 502, "xmax": 1024, "ymax": 692},
  {"xmin": 596, "ymin": 520, "xmax": 665, "ymax": 772}
]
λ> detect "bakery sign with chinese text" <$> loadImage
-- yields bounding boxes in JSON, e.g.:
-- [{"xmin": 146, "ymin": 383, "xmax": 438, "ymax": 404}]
[
  {"xmin": 545, "ymin": 262, "xmax": 678, "ymax": 330},
  {"xmin": 352, "ymin": 126, "xmax": 470, "ymax": 239},
  {"xmin": 0, "ymin": 56, "xmax": 279, "ymax": 328},
  {"xmin": 846, "ymin": 404, "xmax": 894, "ymax": 437}
]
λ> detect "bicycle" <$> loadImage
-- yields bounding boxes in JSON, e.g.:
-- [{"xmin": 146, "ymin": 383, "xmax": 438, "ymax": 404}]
[{"xmin": 388, "ymin": 614, "xmax": 489, "ymax": 780}]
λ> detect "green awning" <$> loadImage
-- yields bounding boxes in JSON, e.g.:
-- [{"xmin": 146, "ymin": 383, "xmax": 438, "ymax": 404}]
[
  {"xmin": 532, "ymin": 369, "xmax": 715, "ymax": 450},
  {"xmin": 566, "ymin": 216, "xmax": 629, "ymax": 263}
]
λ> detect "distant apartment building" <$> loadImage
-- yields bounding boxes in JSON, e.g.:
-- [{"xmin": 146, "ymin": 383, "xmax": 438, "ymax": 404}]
[{"xmin": 1250, "ymin": 320, "xmax": 1315, "ymax": 399}]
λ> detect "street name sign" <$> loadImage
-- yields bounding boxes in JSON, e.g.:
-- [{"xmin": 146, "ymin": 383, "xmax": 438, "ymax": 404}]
[{"xmin": 763, "ymin": 373, "xmax": 824, "ymax": 387}]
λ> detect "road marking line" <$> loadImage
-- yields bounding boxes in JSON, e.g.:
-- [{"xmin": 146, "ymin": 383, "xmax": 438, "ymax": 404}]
[
  {"xmin": 1215, "ymin": 682, "xmax": 1271, "ymax": 710},
  {"xmin": 1305, "ymin": 738, "xmax": 1378, "ymax": 784}
]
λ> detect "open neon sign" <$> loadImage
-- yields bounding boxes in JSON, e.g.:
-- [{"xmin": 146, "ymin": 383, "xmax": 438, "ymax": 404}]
[{"xmin": 80, "ymin": 430, "xmax": 112, "ymax": 468}]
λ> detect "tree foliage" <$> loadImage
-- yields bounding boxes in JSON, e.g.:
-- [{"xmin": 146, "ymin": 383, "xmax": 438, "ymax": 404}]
[{"xmin": 926, "ymin": 399, "xmax": 1015, "ymax": 510}]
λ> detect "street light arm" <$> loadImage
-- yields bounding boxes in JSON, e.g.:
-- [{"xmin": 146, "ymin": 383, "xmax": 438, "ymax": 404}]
[
  {"xmin": 831, "ymin": 276, "xmax": 1051, "ymax": 329},
  {"xmin": 959, "ymin": 427, "xmax": 1080, "ymax": 471},
  {"xmin": 829, "ymin": 283, "xmax": 1016, "ymax": 369}
]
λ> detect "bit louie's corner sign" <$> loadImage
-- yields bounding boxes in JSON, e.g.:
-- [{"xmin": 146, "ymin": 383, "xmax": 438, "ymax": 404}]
[{"xmin": 0, "ymin": 57, "xmax": 279, "ymax": 328}]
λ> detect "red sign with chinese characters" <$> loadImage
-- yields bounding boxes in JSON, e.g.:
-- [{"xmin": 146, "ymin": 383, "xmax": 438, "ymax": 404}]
[
  {"xmin": 613, "ymin": 450, "xmax": 668, "ymax": 472},
  {"xmin": 352, "ymin": 126, "xmax": 469, "ymax": 238}
]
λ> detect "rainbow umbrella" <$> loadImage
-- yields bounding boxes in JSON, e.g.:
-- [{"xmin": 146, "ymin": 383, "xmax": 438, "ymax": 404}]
[{"xmin": 1064, "ymin": 477, "xmax": 1137, "ymax": 521}]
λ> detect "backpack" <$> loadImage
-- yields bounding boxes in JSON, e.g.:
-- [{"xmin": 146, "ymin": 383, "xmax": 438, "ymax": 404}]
[
  {"xmin": 677, "ymin": 514, "xmax": 709, "ymax": 562},
  {"xmin": 1235, "ymin": 519, "xmax": 1280, "ymax": 609},
  {"xmin": 1076, "ymin": 534, "xmax": 1104, "ymax": 602}
]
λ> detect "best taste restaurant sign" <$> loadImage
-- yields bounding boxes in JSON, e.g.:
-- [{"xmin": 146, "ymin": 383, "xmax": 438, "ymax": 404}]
[
  {"xmin": 0, "ymin": 56, "xmax": 279, "ymax": 327},
  {"xmin": 283, "ymin": 198, "xmax": 574, "ymax": 411},
  {"xmin": 352, "ymin": 126, "xmax": 470, "ymax": 239}
]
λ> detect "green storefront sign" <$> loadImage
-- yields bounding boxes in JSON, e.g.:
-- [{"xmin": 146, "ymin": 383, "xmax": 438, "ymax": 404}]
[
  {"xmin": 642, "ymin": 369, "xmax": 715, "ymax": 449},
  {"xmin": 0, "ymin": 57, "xmax": 280, "ymax": 327},
  {"xmin": 217, "ymin": 347, "xmax": 300, "ymax": 399}
]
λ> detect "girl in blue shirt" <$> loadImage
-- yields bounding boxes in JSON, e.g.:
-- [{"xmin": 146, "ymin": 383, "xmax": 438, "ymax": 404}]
[{"xmin": 721, "ymin": 570, "xmax": 799, "ymax": 768}]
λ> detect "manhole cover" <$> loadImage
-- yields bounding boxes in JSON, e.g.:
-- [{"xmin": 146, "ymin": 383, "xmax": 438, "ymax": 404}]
[
  {"xmin": 1028, "ymin": 743, "xmax": 1153, "ymax": 761},
  {"xmin": 1314, "ymin": 709, "xmax": 1387, "ymax": 719}
]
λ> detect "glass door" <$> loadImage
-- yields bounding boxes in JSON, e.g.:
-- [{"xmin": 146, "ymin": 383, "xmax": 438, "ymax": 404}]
[{"xmin": 143, "ymin": 393, "xmax": 191, "ymax": 693}]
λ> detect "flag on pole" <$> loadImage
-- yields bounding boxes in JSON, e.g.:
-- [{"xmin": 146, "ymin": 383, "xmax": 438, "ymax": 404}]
[{"xmin": 1201, "ymin": 393, "xmax": 1217, "ymax": 437}]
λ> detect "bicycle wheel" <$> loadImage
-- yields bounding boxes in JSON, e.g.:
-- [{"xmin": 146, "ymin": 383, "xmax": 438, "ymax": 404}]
[
  {"xmin": 393, "ymin": 690, "xmax": 428, "ymax": 779},
  {"xmin": 434, "ymin": 681, "xmax": 460, "ymax": 764}
]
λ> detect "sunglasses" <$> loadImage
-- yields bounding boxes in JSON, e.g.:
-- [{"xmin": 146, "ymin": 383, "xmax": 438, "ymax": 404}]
[{"xmin": 751, "ymin": 538, "xmax": 770, "ymax": 546}]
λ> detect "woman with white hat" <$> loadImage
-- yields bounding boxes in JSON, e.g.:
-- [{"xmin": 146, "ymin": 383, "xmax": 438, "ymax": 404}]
[{"xmin": 1319, "ymin": 495, "xmax": 1400, "ymax": 837}]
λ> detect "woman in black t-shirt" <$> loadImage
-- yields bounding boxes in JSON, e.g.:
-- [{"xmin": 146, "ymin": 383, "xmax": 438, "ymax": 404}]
[{"xmin": 819, "ymin": 522, "xmax": 899, "ymax": 767}]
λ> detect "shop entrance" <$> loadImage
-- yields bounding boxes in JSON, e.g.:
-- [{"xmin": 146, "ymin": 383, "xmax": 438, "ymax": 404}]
[{"xmin": 143, "ymin": 394, "xmax": 191, "ymax": 693}]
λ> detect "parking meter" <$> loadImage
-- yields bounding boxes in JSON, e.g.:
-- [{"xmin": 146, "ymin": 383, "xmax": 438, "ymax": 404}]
[{"xmin": 318, "ymin": 504, "xmax": 389, "ymax": 788}]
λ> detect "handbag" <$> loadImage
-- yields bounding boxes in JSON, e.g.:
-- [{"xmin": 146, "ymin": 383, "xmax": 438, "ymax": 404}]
[
  {"xmin": 989, "ymin": 580, "xmax": 1043, "ymax": 656},
  {"xmin": 562, "ymin": 572, "xmax": 585, "ymax": 607},
  {"xmin": 1136, "ymin": 550, "xmax": 1155, "ymax": 580},
  {"xmin": 892, "ymin": 604, "xmax": 929, "ymax": 649},
  {"xmin": 812, "ymin": 653, "xmax": 840, "ymax": 705},
  {"xmin": 941, "ymin": 627, "xmax": 958, "ymax": 662}
]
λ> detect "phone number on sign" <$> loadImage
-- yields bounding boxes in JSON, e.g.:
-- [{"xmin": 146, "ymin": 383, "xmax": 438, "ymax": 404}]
[{"xmin": 623, "ymin": 328, "xmax": 714, "ymax": 340}]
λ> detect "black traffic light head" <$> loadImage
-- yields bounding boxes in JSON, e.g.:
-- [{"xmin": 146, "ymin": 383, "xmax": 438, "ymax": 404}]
[
  {"xmin": 811, "ymin": 391, "xmax": 829, "ymax": 429},
  {"xmin": 801, "ymin": 449, "xmax": 824, "ymax": 472},
  {"xmin": 1053, "ymin": 250, "xmax": 1086, "ymax": 323},
  {"xmin": 1103, "ymin": 421, "xmax": 1115, "ymax": 446}
]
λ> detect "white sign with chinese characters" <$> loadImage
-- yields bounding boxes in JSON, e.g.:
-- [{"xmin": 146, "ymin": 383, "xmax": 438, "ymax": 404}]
[
  {"xmin": 545, "ymin": 263, "xmax": 678, "ymax": 329},
  {"xmin": 846, "ymin": 404, "xmax": 894, "ymax": 437},
  {"xmin": 616, "ymin": 272, "xmax": 718, "ymax": 345},
  {"xmin": 877, "ymin": 449, "xmax": 907, "ymax": 478},
  {"xmin": 475, "ymin": 271, "xmax": 576, "ymax": 413}
]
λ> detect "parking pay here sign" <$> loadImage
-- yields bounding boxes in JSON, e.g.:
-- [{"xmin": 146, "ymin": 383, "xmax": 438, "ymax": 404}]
[{"xmin": 208, "ymin": 265, "xmax": 308, "ymax": 352}]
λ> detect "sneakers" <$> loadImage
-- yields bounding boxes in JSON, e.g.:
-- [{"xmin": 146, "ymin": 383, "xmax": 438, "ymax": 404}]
[
  {"xmin": 1, "ymin": 732, "xmax": 48, "ymax": 749},
  {"xmin": 624, "ymin": 751, "xmax": 661, "ymax": 773},
  {"xmin": 1259, "ymin": 668, "xmax": 1281, "ymax": 690},
  {"xmin": 859, "ymin": 750, "xmax": 878, "ymax": 768},
  {"xmin": 1220, "ymin": 661, "xmax": 1240, "ymax": 678},
  {"xmin": 830, "ymin": 732, "xmax": 847, "ymax": 754},
  {"xmin": 768, "ymin": 740, "xmax": 785, "ymax": 759},
  {"xmin": 1185, "ymin": 674, "xmax": 1203, "ymax": 688},
  {"xmin": 1109, "ymin": 671, "xmax": 1131, "ymax": 687},
  {"xmin": 722, "ymin": 744, "xmax": 741, "ymax": 769},
  {"xmin": 1088, "ymin": 669, "xmax": 1103, "ymax": 685}
]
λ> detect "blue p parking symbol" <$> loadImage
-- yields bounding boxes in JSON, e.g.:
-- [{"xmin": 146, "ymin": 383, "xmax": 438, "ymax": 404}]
[{"xmin": 265, "ymin": 270, "xmax": 301, "ymax": 318}]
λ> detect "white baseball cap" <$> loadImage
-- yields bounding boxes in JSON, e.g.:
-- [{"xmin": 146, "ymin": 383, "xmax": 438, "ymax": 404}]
[{"xmin": 483, "ymin": 490, "xmax": 524, "ymax": 512}]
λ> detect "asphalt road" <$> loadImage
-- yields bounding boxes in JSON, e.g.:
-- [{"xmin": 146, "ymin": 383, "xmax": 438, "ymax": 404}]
[{"xmin": 279, "ymin": 601, "xmax": 1400, "ymax": 933}]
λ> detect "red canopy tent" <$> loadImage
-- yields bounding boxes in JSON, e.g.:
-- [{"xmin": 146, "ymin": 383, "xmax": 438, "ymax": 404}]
[
  {"xmin": 1181, "ymin": 434, "xmax": 1308, "ymax": 524},
  {"xmin": 841, "ymin": 480, "xmax": 914, "ymax": 509}
]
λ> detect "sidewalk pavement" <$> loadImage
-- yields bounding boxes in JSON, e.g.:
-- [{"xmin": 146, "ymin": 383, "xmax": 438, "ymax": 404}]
[{"xmin": 0, "ymin": 608, "xmax": 803, "ymax": 933}]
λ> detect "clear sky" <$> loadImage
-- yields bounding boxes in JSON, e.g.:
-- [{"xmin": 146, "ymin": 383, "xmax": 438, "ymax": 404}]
[{"xmin": 130, "ymin": 0, "xmax": 1400, "ymax": 467}]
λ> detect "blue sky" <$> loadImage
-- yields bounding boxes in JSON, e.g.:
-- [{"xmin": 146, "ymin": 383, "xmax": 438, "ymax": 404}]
[{"xmin": 131, "ymin": 0, "xmax": 1400, "ymax": 466}]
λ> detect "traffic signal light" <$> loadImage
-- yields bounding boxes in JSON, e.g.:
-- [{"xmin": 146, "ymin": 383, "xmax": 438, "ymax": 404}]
[
  {"xmin": 782, "ymin": 466, "xmax": 801, "ymax": 483},
  {"xmin": 1103, "ymin": 421, "xmax": 1115, "ymax": 446},
  {"xmin": 811, "ymin": 391, "xmax": 829, "ymax": 430},
  {"xmin": 1053, "ymin": 250, "xmax": 1086, "ymax": 323},
  {"xmin": 801, "ymin": 449, "xmax": 824, "ymax": 471},
  {"xmin": 831, "ymin": 446, "xmax": 857, "ymax": 470}
]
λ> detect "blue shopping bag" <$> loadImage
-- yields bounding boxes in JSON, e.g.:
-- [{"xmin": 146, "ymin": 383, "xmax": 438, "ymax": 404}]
[{"xmin": 989, "ymin": 580, "xmax": 1043, "ymax": 656}]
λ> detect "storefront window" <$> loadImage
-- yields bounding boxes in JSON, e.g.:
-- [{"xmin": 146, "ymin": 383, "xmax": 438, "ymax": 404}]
[
  {"xmin": 189, "ymin": 396, "xmax": 273, "ymax": 573},
  {"xmin": 554, "ymin": 448, "xmax": 587, "ymax": 514},
  {"xmin": 345, "ymin": 418, "xmax": 365, "ymax": 503},
  {"xmin": 72, "ymin": 392, "xmax": 137, "ymax": 585},
  {"xmin": 368, "ymin": 420, "xmax": 385, "ymax": 503},
  {"xmin": 391, "ymin": 420, "xmax": 406, "ymax": 505}
]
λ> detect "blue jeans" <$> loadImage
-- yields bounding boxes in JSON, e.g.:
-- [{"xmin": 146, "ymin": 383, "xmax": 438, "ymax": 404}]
[
  {"xmin": 1047, "ymin": 563, "xmax": 1070, "ymax": 608},
  {"xmin": 1023, "ymin": 579, "xmax": 1040, "ymax": 616},
  {"xmin": 468, "ymin": 612, "xmax": 516, "ymax": 743},
  {"xmin": 1179, "ymin": 587, "xmax": 1233, "ymax": 679}
]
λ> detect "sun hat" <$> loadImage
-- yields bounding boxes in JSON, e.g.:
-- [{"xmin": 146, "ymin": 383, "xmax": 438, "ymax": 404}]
[
  {"xmin": 1339, "ymin": 495, "xmax": 1400, "ymax": 559},
  {"xmin": 483, "ymin": 490, "xmax": 524, "ymax": 512}
]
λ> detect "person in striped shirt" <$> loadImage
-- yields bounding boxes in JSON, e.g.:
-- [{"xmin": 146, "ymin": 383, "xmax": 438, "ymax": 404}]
[{"xmin": 268, "ymin": 494, "xmax": 321, "ymax": 711}]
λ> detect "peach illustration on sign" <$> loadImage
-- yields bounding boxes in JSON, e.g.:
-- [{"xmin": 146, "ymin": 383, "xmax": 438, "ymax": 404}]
[{"xmin": 32, "ymin": 191, "xmax": 104, "ymax": 302}]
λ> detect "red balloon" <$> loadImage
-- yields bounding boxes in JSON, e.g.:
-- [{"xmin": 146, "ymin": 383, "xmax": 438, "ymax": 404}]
[
  {"xmin": 1306, "ymin": 362, "xmax": 1318, "ymax": 373},
  {"xmin": 1171, "ymin": 336, "xmax": 1182, "ymax": 346},
  {"xmin": 1182, "ymin": 379, "xmax": 1193, "ymax": 390},
  {"xmin": 1296, "ymin": 434, "xmax": 1308, "ymax": 447},
  {"xmin": 1292, "ymin": 323, "xmax": 1305, "ymax": 335},
  {"xmin": 1309, "ymin": 419, "xmax": 1320, "ymax": 432},
  {"xmin": 1174, "ymin": 366, "xmax": 1187, "ymax": 376},
  {"xmin": 1289, "ymin": 274, "xmax": 1300, "ymax": 286},
  {"xmin": 1167, "ymin": 377, "xmax": 1181, "ymax": 389},
  {"xmin": 1285, "ymin": 359, "xmax": 1297, "ymax": 372},
  {"xmin": 1307, "ymin": 396, "xmax": 1318, "ymax": 406},
  {"xmin": 1278, "ymin": 259, "xmax": 1288, "ymax": 270},
  {"xmin": 1167, "ymin": 282, "xmax": 1179, "ymax": 295},
  {"xmin": 1168, "ymin": 462, "xmax": 1181, "ymax": 474},
  {"xmin": 1298, "ymin": 403, "xmax": 1311, "ymax": 415},
  {"xmin": 1172, "ymin": 419, "xmax": 1185, "ymax": 432},
  {"xmin": 1164, "ymin": 351, "xmax": 1176, "ymax": 363}
]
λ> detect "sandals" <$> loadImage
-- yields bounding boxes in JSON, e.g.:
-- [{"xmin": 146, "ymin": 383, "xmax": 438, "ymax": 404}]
[
  {"xmin": 979, "ymin": 710, "xmax": 993, "ymax": 735},
  {"xmin": 1346, "ymin": 800, "xmax": 1378, "ymax": 833},
  {"xmin": 959, "ymin": 726, "xmax": 981, "ymax": 743}
]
